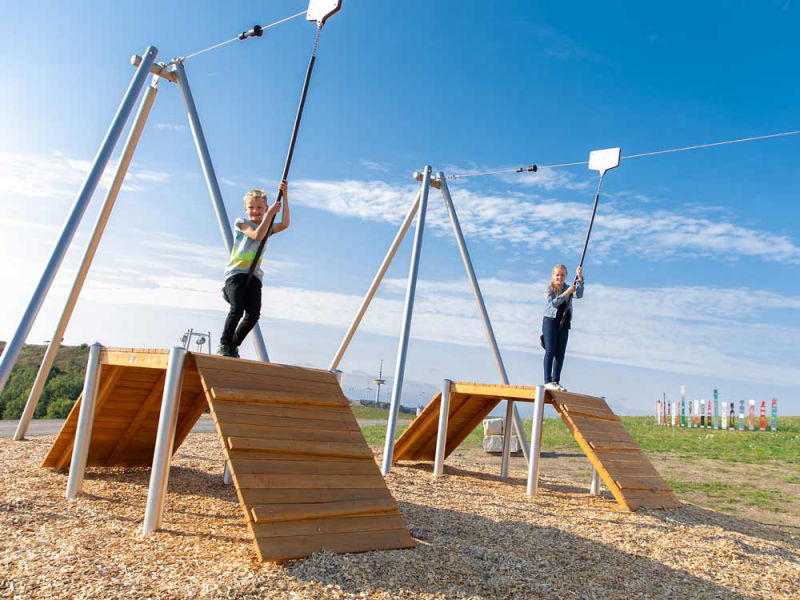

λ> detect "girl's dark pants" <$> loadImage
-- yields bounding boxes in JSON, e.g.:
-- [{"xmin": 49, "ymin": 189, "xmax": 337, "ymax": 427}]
[
  {"xmin": 221, "ymin": 274, "xmax": 262, "ymax": 348},
  {"xmin": 542, "ymin": 316, "xmax": 569, "ymax": 384}
]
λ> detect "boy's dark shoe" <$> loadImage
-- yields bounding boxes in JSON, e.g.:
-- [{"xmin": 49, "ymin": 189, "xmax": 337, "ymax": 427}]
[
  {"xmin": 230, "ymin": 346, "xmax": 240, "ymax": 358},
  {"xmin": 216, "ymin": 344, "xmax": 233, "ymax": 357}
]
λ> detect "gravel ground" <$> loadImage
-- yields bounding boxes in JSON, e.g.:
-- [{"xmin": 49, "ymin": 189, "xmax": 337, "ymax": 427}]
[{"xmin": 2, "ymin": 433, "xmax": 798, "ymax": 599}]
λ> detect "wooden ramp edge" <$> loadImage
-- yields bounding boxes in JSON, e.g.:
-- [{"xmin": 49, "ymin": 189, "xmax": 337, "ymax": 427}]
[
  {"xmin": 42, "ymin": 349, "xmax": 207, "ymax": 469},
  {"xmin": 192, "ymin": 353, "xmax": 415, "ymax": 562},
  {"xmin": 393, "ymin": 381, "xmax": 679, "ymax": 511}
]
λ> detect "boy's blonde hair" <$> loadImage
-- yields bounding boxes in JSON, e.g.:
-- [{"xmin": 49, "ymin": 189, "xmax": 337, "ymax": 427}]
[
  {"xmin": 243, "ymin": 188, "xmax": 267, "ymax": 207},
  {"xmin": 546, "ymin": 263, "xmax": 568, "ymax": 297}
]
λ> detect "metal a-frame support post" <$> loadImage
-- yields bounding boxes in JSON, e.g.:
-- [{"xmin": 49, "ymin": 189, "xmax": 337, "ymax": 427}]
[
  {"xmin": 328, "ymin": 167, "xmax": 528, "ymax": 476},
  {"xmin": 14, "ymin": 75, "xmax": 161, "ymax": 441},
  {"xmin": 0, "ymin": 47, "xmax": 158, "ymax": 412}
]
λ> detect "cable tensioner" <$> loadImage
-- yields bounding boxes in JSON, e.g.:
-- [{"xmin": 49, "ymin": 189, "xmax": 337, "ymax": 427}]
[
  {"xmin": 516, "ymin": 165, "xmax": 537, "ymax": 173},
  {"xmin": 239, "ymin": 25, "xmax": 263, "ymax": 40}
]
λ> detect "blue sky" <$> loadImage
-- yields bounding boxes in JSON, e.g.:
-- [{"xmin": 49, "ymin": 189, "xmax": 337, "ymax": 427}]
[{"xmin": 1, "ymin": 1, "xmax": 799, "ymax": 416}]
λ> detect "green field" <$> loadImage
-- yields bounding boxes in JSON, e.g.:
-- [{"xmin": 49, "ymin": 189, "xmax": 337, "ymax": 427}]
[{"xmin": 362, "ymin": 415, "xmax": 800, "ymax": 463}]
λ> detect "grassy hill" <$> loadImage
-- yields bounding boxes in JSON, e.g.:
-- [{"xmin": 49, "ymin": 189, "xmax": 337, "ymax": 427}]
[{"xmin": 0, "ymin": 342, "xmax": 90, "ymax": 419}]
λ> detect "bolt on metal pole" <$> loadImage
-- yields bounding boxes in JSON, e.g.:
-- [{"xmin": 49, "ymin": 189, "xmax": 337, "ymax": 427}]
[
  {"xmin": 14, "ymin": 77, "xmax": 160, "ymax": 441},
  {"xmin": 433, "ymin": 379, "xmax": 452, "ymax": 477},
  {"xmin": 173, "ymin": 61, "xmax": 270, "ymax": 362},
  {"xmin": 142, "ymin": 346, "xmax": 187, "ymax": 535},
  {"xmin": 328, "ymin": 190, "xmax": 422, "ymax": 371},
  {"xmin": 437, "ymin": 174, "xmax": 531, "ymax": 462},
  {"xmin": 381, "ymin": 167, "xmax": 432, "ymax": 475},
  {"xmin": 526, "ymin": 385, "xmax": 546, "ymax": 497},
  {"xmin": 0, "ymin": 47, "xmax": 158, "ymax": 398},
  {"xmin": 66, "ymin": 343, "xmax": 103, "ymax": 499}
]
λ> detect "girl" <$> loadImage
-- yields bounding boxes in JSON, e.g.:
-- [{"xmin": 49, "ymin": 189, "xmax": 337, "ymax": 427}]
[{"xmin": 542, "ymin": 264, "xmax": 583, "ymax": 391}]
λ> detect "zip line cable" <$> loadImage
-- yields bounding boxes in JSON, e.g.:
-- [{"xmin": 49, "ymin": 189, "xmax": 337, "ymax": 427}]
[
  {"xmin": 175, "ymin": 10, "xmax": 308, "ymax": 63},
  {"xmin": 446, "ymin": 128, "xmax": 800, "ymax": 180}
]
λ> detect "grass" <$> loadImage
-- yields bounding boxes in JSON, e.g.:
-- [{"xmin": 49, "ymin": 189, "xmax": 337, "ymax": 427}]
[
  {"xmin": 361, "ymin": 415, "xmax": 800, "ymax": 464},
  {"xmin": 670, "ymin": 481, "xmax": 793, "ymax": 513}
]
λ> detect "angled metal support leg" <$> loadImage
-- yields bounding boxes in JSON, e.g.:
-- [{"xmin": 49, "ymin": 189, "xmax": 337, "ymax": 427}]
[
  {"xmin": 381, "ymin": 167, "xmax": 433, "ymax": 475},
  {"xmin": 66, "ymin": 343, "xmax": 104, "ymax": 499},
  {"xmin": 15, "ymin": 76, "xmax": 161, "ymax": 441},
  {"xmin": 0, "ymin": 47, "xmax": 158, "ymax": 399},
  {"xmin": 174, "ymin": 61, "xmax": 269, "ymax": 362},
  {"xmin": 142, "ymin": 347, "xmax": 187, "ymax": 535},
  {"xmin": 433, "ymin": 379, "xmax": 452, "ymax": 477},
  {"xmin": 437, "ymin": 173, "xmax": 531, "ymax": 463},
  {"xmin": 527, "ymin": 385, "xmax": 546, "ymax": 497}
]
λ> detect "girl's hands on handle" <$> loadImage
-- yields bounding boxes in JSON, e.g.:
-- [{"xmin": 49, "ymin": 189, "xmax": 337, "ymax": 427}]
[{"xmin": 576, "ymin": 266, "xmax": 584, "ymax": 282}]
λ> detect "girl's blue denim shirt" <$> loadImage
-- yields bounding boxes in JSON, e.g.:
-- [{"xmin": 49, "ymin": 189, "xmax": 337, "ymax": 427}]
[{"xmin": 543, "ymin": 279, "xmax": 584, "ymax": 319}]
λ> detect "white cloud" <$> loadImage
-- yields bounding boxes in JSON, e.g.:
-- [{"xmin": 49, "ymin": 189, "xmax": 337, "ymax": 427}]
[
  {"xmin": 291, "ymin": 177, "xmax": 800, "ymax": 264},
  {"xmin": 0, "ymin": 152, "xmax": 170, "ymax": 199}
]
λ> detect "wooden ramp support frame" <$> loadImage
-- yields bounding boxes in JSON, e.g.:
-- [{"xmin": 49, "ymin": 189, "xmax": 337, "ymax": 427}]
[
  {"xmin": 394, "ymin": 381, "xmax": 680, "ymax": 511},
  {"xmin": 43, "ymin": 347, "xmax": 414, "ymax": 561}
]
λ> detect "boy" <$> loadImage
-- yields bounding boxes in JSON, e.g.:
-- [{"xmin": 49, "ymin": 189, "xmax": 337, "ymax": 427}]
[{"xmin": 217, "ymin": 180, "xmax": 290, "ymax": 357}]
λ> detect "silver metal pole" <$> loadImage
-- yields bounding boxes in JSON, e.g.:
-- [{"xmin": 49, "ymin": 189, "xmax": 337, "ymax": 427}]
[
  {"xmin": 433, "ymin": 379, "xmax": 452, "ymax": 477},
  {"xmin": 222, "ymin": 462, "xmax": 233, "ymax": 486},
  {"xmin": 590, "ymin": 466, "xmax": 600, "ymax": 495},
  {"xmin": 65, "ymin": 343, "xmax": 103, "ymax": 499},
  {"xmin": 437, "ymin": 174, "xmax": 531, "ymax": 461},
  {"xmin": 500, "ymin": 399, "xmax": 515, "ymax": 477},
  {"xmin": 332, "ymin": 369, "xmax": 344, "ymax": 385},
  {"xmin": 14, "ymin": 78, "xmax": 160, "ymax": 441},
  {"xmin": 173, "ymin": 61, "xmax": 270, "ymax": 362},
  {"xmin": 142, "ymin": 346, "xmax": 187, "ymax": 535},
  {"xmin": 0, "ymin": 47, "xmax": 158, "ymax": 397},
  {"xmin": 381, "ymin": 167, "xmax": 432, "ymax": 475},
  {"xmin": 328, "ymin": 190, "xmax": 422, "ymax": 371},
  {"xmin": 526, "ymin": 385, "xmax": 546, "ymax": 496}
]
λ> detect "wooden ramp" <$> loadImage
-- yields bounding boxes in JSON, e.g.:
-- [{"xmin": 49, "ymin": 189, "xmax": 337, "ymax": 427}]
[
  {"xmin": 43, "ymin": 349, "xmax": 414, "ymax": 561},
  {"xmin": 394, "ymin": 382, "xmax": 679, "ymax": 511}
]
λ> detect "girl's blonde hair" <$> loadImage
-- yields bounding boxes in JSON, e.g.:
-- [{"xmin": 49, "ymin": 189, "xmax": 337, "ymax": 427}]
[
  {"xmin": 243, "ymin": 188, "xmax": 267, "ymax": 207},
  {"xmin": 546, "ymin": 264, "xmax": 568, "ymax": 297}
]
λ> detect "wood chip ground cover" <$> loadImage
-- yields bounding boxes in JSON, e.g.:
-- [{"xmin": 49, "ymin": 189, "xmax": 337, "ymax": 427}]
[{"xmin": 1, "ymin": 434, "xmax": 798, "ymax": 599}]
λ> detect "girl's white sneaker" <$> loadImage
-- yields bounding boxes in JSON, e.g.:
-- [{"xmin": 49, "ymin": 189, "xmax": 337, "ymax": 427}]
[{"xmin": 544, "ymin": 382, "xmax": 559, "ymax": 390}]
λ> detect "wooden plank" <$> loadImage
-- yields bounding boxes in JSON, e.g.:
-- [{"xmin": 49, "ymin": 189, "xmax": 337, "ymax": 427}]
[
  {"xmin": 235, "ymin": 473, "xmax": 387, "ymax": 489},
  {"xmin": 192, "ymin": 353, "xmax": 337, "ymax": 385},
  {"xmin": 211, "ymin": 410, "xmax": 360, "ymax": 432},
  {"xmin": 211, "ymin": 400, "xmax": 356, "ymax": 424},
  {"xmin": 209, "ymin": 386, "xmax": 346, "ymax": 407},
  {"xmin": 600, "ymin": 462, "xmax": 663, "ymax": 479},
  {"xmin": 557, "ymin": 401, "xmax": 617, "ymax": 420},
  {"xmin": 227, "ymin": 437, "xmax": 374, "ymax": 459},
  {"xmin": 104, "ymin": 371, "xmax": 167, "ymax": 465},
  {"xmin": 196, "ymin": 367, "xmax": 340, "ymax": 396},
  {"xmin": 251, "ymin": 498, "xmax": 398, "ymax": 523},
  {"xmin": 101, "ymin": 349, "xmax": 170, "ymax": 369},
  {"xmin": 588, "ymin": 441, "xmax": 641, "ymax": 451},
  {"xmin": 393, "ymin": 393, "xmax": 442, "ymax": 460},
  {"xmin": 451, "ymin": 382, "xmax": 537, "ymax": 401},
  {"xmin": 560, "ymin": 408, "xmax": 621, "ymax": 422},
  {"xmin": 254, "ymin": 528, "xmax": 415, "ymax": 562},
  {"xmin": 238, "ymin": 487, "xmax": 391, "ymax": 506},
  {"xmin": 228, "ymin": 449, "xmax": 379, "ymax": 463},
  {"xmin": 251, "ymin": 513, "xmax": 406, "ymax": 538},
  {"xmin": 613, "ymin": 476, "xmax": 673, "ymax": 492},
  {"xmin": 230, "ymin": 458, "xmax": 381, "ymax": 475},
  {"xmin": 218, "ymin": 423, "xmax": 365, "ymax": 444}
]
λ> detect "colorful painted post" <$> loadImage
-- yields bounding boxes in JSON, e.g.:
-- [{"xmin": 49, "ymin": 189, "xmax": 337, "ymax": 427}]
[
  {"xmin": 680, "ymin": 385, "xmax": 686, "ymax": 427},
  {"xmin": 700, "ymin": 398, "xmax": 705, "ymax": 428},
  {"xmin": 666, "ymin": 401, "xmax": 671, "ymax": 427},
  {"xmin": 748, "ymin": 400, "xmax": 755, "ymax": 431},
  {"xmin": 738, "ymin": 400, "xmax": 745, "ymax": 431},
  {"xmin": 655, "ymin": 399, "xmax": 660, "ymax": 425},
  {"xmin": 671, "ymin": 402, "xmax": 677, "ymax": 427},
  {"xmin": 721, "ymin": 401, "xmax": 728, "ymax": 430},
  {"xmin": 712, "ymin": 390, "xmax": 719, "ymax": 430},
  {"xmin": 771, "ymin": 398, "xmax": 777, "ymax": 432},
  {"xmin": 694, "ymin": 399, "xmax": 700, "ymax": 428},
  {"xmin": 759, "ymin": 400, "xmax": 766, "ymax": 431},
  {"xmin": 730, "ymin": 402, "xmax": 736, "ymax": 431}
]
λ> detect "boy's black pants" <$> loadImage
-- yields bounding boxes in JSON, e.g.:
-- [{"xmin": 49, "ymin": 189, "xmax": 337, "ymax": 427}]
[{"xmin": 220, "ymin": 274, "xmax": 262, "ymax": 348}]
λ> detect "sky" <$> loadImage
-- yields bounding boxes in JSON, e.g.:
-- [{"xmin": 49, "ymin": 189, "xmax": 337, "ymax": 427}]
[{"xmin": 1, "ymin": 1, "xmax": 799, "ymax": 417}]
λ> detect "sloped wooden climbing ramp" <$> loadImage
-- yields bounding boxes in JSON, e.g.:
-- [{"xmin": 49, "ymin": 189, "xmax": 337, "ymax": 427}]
[
  {"xmin": 393, "ymin": 381, "xmax": 679, "ymax": 511},
  {"xmin": 192, "ymin": 353, "xmax": 415, "ymax": 561},
  {"xmin": 43, "ymin": 348, "xmax": 413, "ymax": 561}
]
